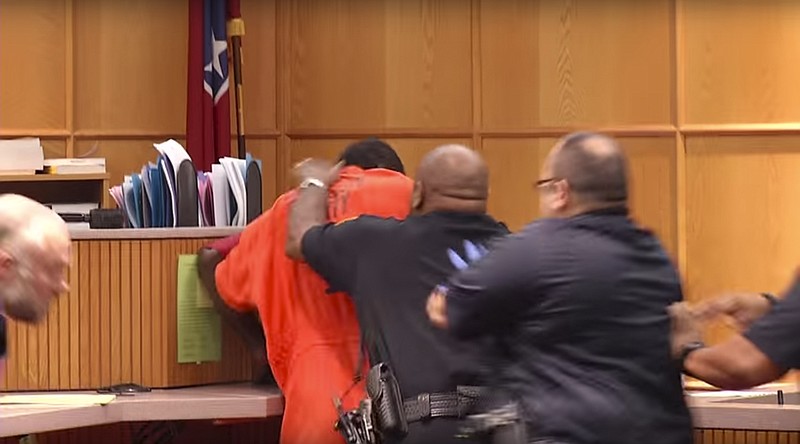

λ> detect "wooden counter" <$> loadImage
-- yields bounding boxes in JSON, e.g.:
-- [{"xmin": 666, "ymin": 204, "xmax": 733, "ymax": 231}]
[
  {"xmin": 690, "ymin": 384, "xmax": 800, "ymax": 443},
  {"xmin": 1, "ymin": 227, "xmax": 250, "ymax": 391},
  {"xmin": 0, "ymin": 384, "xmax": 283, "ymax": 438}
]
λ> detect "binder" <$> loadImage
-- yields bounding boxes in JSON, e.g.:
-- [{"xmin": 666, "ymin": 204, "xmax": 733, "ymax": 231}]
[
  {"xmin": 174, "ymin": 158, "xmax": 199, "ymax": 227},
  {"xmin": 245, "ymin": 154, "xmax": 262, "ymax": 223}
]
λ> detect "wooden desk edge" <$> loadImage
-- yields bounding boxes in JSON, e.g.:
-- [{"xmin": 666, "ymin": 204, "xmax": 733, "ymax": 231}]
[
  {"xmin": 688, "ymin": 385, "xmax": 800, "ymax": 431},
  {"xmin": 69, "ymin": 227, "xmax": 243, "ymax": 240},
  {"xmin": 0, "ymin": 385, "xmax": 284, "ymax": 437}
]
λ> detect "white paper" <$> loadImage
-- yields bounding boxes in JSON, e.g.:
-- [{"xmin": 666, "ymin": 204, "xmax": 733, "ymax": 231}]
[
  {"xmin": 219, "ymin": 157, "xmax": 247, "ymax": 226},
  {"xmin": 154, "ymin": 139, "xmax": 192, "ymax": 174},
  {"xmin": 0, "ymin": 137, "xmax": 44, "ymax": 173},
  {"xmin": 211, "ymin": 164, "xmax": 230, "ymax": 227},
  {"xmin": 154, "ymin": 139, "xmax": 194, "ymax": 227}
]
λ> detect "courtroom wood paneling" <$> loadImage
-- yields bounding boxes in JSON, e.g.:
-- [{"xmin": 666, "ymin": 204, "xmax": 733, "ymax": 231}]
[
  {"xmin": 483, "ymin": 137, "xmax": 677, "ymax": 256},
  {"xmin": 40, "ymin": 139, "xmax": 68, "ymax": 159},
  {"xmin": 0, "ymin": 0, "xmax": 66, "ymax": 130},
  {"xmin": 1, "ymin": 238, "xmax": 252, "ymax": 391},
  {"xmin": 74, "ymin": 139, "xmax": 181, "ymax": 195},
  {"xmin": 288, "ymin": 0, "xmax": 473, "ymax": 131},
  {"xmin": 242, "ymin": 138, "xmax": 280, "ymax": 207},
  {"xmin": 480, "ymin": 0, "xmax": 672, "ymax": 129},
  {"xmin": 73, "ymin": 0, "xmax": 187, "ymax": 133},
  {"xmin": 685, "ymin": 135, "xmax": 800, "ymax": 344},
  {"xmin": 482, "ymin": 138, "xmax": 550, "ymax": 231},
  {"xmin": 237, "ymin": 0, "xmax": 278, "ymax": 134},
  {"xmin": 683, "ymin": 0, "xmax": 800, "ymax": 124}
]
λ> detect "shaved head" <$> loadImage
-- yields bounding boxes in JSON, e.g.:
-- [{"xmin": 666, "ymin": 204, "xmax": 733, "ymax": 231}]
[
  {"xmin": 0, "ymin": 194, "xmax": 71, "ymax": 323},
  {"xmin": 412, "ymin": 144, "xmax": 489, "ymax": 214}
]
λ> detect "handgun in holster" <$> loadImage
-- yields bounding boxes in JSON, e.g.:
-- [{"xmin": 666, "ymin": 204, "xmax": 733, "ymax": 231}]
[
  {"xmin": 366, "ymin": 362, "xmax": 408, "ymax": 439},
  {"xmin": 334, "ymin": 397, "xmax": 378, "ymax": 444}
]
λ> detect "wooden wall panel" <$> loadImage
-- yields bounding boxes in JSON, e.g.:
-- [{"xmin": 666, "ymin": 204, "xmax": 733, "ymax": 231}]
[
  {"xmin": 482, "ymin": 138, "xmax": 551, "ymax": 231},
  {"xmin": 74, "ymin": 139, "xmax": 181, "ymax": 194},
  {"xmin": 683, "ymin": 0, "xmax": 800, "ymax": 124},
  {"xmin": 0, "ymin": 0, "xmax": 66, "ymax": 130},
  {"xmin": 483, "ymin": 137, "xmax": 677, "ymax": 255},
  {"xmin": 1, "ymin": 238, "xmax": 252, "ymax": 391},
  {"xmin": 238, "ymin": 0, "xmax": 278, "ymax": 134},
  {"xmin": 480, "ymin": 0, "xmax": 672, "ymax": 129},
  {"xmin": 243, "ymin": 138, "xmax": 280, "ymax": 207},
  {"xmin": 288, "ymin": 0, "xmax": 473, "ymax": 131},
  {"xmin": 41, "ymin": 140, "xmax": 68, "ymax": 160},
  {"xmin": 685, "ymin": 135, "xmax": 800, "ymax": 344},
  {"xmin": 73, "ymin": 0, "xmax": 187, "ymax": 133}
]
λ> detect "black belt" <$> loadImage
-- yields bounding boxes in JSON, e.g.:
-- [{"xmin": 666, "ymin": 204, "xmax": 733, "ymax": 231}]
[{"xmin": 403, "ymin": 386, "xmax": 485, "ymax": 423}]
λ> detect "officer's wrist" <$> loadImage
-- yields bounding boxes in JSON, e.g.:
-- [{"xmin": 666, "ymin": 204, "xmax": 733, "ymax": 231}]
[{"xmin": 678, "ymin": 341, "xmax": 705, "ymax": 376}]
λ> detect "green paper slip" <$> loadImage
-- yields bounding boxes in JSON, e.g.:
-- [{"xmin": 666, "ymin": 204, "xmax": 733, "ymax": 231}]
[{"xmin": 176, "ymin": 254, "xmax": 221, "ymax": 363}]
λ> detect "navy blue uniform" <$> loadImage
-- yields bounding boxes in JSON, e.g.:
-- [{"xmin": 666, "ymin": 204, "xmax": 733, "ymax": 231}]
[
  {"xmin": 746, "ymin": 274, "xmax": 800, "ymax": 370},
  {"xmin": 444, "ymin": 208, "xmax": 693, "ymax": 444}
]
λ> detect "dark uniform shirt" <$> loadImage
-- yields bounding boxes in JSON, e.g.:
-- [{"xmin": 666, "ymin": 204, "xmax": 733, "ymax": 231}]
[
  {"xmin": 746, "ymin": 273, "xmax": 800, "ymax": 370},
  {"xmin": 444, "ymin": 208, "xmax": 693, "ymax": 444},
  {"xmin": 302, "ymin": 211, "xmax": 509, "ymax": 444}
]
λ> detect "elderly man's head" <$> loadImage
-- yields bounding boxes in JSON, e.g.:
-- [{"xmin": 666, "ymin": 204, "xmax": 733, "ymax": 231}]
[
  {"xmin": 0, "ymin": 194, "xmax": 71, "ymax": 323},
  {"xmin": 537, "ymin": 132, "xmax": 629, "ymax": 218}
]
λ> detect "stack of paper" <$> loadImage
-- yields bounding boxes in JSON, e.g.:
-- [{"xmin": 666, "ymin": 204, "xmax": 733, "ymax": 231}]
[
  {"xmin": 44, "ymin": 158, "xmax": 106, "ymax": 174},
  {"xmin": 219, "ymin": 157, "xmax": 247, "ymax": 226},
  {"xmin": 0, "ymin": 137, "xmax": 44, "ymax": 175}
]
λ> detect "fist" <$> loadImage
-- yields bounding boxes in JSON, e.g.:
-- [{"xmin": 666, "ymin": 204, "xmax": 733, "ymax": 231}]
[{"xmin": 292, "ymin": 158, "xmax": 342, "ymax": 188}]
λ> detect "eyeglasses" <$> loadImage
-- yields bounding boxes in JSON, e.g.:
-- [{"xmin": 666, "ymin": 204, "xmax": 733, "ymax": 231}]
[{"xmin": 534, "ymin": 177, "xmax": 561, "ymax": 188}]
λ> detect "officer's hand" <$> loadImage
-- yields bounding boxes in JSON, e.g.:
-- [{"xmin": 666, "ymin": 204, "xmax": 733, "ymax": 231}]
[
  {"xmin": 426, "ymin": 288, "xmax": 449, "ymax": 329},
  {"xmin": 667, "ymin": 302, "xmax": 703, "ymax": 360},
  {"xmin": 292, "ymin": 158, "xmax": 343, "ymax": 188},
  {"xmin": 693, "ymin": 293, "xmax": 772, "ymax": 331}
]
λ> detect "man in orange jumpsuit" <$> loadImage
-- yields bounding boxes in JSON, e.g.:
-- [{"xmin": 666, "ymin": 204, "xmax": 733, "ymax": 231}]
[{"xmin": 198, "ymin": 139, "xmax": 413, "ymax": 444}]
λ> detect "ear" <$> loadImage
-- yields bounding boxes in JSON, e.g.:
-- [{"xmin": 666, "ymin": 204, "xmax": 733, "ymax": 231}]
[
  {"xmin": 0, "ymin": 250, "xmax": 12, "ymax": 279},
  {"xmin": 553, "ymin": 180, "xmax": 571, "ymax": 210},
  {"xmin": 411, "ymin": 181, "xmax": 424, "ymax": 211}
]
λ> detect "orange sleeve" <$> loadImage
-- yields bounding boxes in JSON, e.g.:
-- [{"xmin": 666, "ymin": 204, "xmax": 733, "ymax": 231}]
[
  {"xmin": 214, "ymin": 203, "xmax": 275, "ymax": 312},
  {"xmin": 214, "ymin": 233, "xmax": 256, "ymax": 312}
]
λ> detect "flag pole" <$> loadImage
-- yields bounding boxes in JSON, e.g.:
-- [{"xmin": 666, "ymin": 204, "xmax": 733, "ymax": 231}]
[{"xmin": 227, "ymin": 6, "xmax": 245, "ymax": 159}]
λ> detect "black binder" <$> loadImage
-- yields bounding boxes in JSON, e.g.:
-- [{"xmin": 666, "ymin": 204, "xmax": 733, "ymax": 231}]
[
  {"xmin": 245, "ymin": 159, "xmax": 262, "ymax": 224},
  {"xmin": 175, "ymin": 159, "xmax": 199, "ymax": 227}
]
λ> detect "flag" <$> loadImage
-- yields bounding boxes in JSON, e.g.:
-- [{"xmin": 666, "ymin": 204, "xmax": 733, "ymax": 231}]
[{"xmin": 187, "ymin": 0, "xmax": 231, "ymax": 173}]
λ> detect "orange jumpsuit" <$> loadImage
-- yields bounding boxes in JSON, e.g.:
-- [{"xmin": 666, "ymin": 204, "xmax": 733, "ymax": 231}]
[{"xmin": 215, "ymin": 166, "xmax": 413, "ymax": 444}]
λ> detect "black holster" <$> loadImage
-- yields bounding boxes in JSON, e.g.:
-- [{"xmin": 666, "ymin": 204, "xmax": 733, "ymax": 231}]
[{"xmin": 366, "ymin": 362, "xmax": 408, "ymax": 438}]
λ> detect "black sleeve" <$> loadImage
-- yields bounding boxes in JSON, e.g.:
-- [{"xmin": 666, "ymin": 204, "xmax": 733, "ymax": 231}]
[
  {"xmin": 744, "ymin": 278, "xmax": 800, "ymax": 370},
  {"xmin": 301, "ymin": 216, "xmax": 394, "ymax": 294},
  {"xmin": 445, "ymin": 230, "xmax": 537, "ymax": 339}
]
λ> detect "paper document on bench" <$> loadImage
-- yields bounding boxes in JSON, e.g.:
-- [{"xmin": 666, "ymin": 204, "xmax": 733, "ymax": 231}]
[
  {"xmin": 0, "ymin": 137, "xmax": 44, "ymax": 174},
  {"xmin": 176, "ymin": 254, "xmax": 221, "ymax": 363},
  {"xmin": 0, "ymin": 394, "xmax": 116, "ymax": 406}
]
